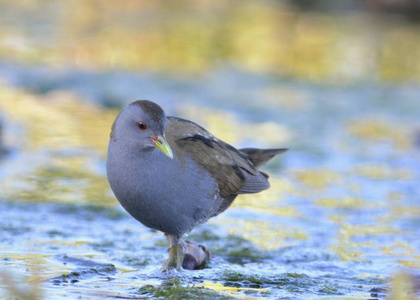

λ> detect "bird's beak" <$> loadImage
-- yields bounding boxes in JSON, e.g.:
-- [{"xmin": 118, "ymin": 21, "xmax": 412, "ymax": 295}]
[{"xmin": 151, "ymin": 135, "xmax": 174, "ymax": 159}]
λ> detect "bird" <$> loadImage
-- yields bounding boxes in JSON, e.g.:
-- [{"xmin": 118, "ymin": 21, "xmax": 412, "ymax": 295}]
[{"xmin": 106, "ymin": 100, "xmax": 287, "ymax": 272}]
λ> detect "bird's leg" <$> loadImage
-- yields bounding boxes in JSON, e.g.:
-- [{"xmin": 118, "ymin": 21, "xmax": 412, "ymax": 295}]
[
  {"xmin": 175, "ymin": 240, "xmax": 185, "ymax": 269},
  {"xmin": 161, "ymin": 234, "xmax": 185, "ymax": 272}
]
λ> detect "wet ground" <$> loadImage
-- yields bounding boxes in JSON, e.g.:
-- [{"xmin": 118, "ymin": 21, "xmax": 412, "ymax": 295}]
[
  {"xmin": 0, "ymin": 65, "xmax": 420, "ymax": 299},
  {"xmin": 1, "ymin": 1, "xmax": 420, "ymax": 299}
]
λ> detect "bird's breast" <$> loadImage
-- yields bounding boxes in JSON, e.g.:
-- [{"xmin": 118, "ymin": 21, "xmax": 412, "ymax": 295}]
[{"xmin": 107, "ymin": 145, "xmax": 217, "ymax": 235}]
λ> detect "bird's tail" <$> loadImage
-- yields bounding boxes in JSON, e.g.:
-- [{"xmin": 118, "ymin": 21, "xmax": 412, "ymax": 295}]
[{"xmin": 239, "ymin": 148, "xmax": 288, "ymax": 169}]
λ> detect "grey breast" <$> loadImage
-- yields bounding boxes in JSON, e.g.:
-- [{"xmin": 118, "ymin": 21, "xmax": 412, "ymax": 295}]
[{"xmin": 107, "ymin": 138, "xmax": 216, "ymax": 237}]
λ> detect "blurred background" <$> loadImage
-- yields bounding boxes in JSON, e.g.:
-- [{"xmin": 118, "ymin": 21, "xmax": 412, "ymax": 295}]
[{"xmin": 0, "ymin": 0, "xmax": 419, "ymax": 299}]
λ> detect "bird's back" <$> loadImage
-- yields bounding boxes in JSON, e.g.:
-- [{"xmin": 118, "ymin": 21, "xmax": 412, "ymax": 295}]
[{"xmin": 166, "ymin": 117, "xmax": 287, "ymax": 216}]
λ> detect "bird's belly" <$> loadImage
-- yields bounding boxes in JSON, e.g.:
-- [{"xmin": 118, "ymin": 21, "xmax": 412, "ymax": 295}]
[{"xmin": 107, "ymin": 150, "xmax": 216, "ymax": 236}]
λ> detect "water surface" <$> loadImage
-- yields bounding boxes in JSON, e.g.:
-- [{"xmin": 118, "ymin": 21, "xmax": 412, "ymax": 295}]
[
  {"xmin": 1, "ymin": 75, "xmax": 419, "ymax": 299},
  {"xmin": 0, "ymin": 1, "xmax": 420, "ymax": 299}
]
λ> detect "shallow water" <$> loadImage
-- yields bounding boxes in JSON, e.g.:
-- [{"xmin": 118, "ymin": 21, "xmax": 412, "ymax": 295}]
[
  {"xmin": 1, "ymin": 1, "xmax": 420, "ymax": 299},
  {"xmin": 0, "ymin": 68, "xmax": 419, "ymax": 299}
]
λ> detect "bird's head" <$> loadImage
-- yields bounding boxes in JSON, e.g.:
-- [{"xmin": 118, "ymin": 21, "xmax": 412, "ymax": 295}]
[{"xmin": 110, "ymin": 100, "xmax": 173, "ymax": 159}]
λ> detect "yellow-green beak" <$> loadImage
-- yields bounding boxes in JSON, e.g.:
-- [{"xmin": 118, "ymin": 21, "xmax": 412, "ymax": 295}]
[{"xmin": 151, "ymin": 135, "xmax": 173, "ymax": 159}]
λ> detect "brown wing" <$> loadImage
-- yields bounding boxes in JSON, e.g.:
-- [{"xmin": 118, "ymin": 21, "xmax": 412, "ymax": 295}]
[{"xmin": 166, "ymin": 117, "xmax": 269, "ymax": 197}]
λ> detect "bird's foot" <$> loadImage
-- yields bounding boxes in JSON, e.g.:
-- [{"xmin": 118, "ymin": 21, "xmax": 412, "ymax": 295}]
[{"xmin": 161, "ymin": 241, "xmax": 185, "ymax": 272}]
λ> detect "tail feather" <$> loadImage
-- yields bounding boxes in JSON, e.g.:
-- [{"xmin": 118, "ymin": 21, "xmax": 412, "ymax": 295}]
[{"xmin": 240, "ymin": 148, "xmax": 288, "ymax": 169}]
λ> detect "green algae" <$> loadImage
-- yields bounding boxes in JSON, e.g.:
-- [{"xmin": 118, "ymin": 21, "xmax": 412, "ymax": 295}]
[
  {"xmin": 120, "ymin": 255, "xmax": 149, "ymax": 267},
  {"xmin": 137, "ymin": 279, "xmax": 228, "ymax": 300},
  {"xmin": 90, "ymin": 240, "xmax": 115, "ymax": 249},
  {"xmin": 351, "ymin": 276, "xmax": 388, "ymax": 285},
  {"xmin": 222, "ymin": 270, "xmax": 315, "ymax": 290},
  {"xmin": 213, "ymin": 234, "xmax": 270, "ymax": 262},
  {"xmin": 220, "ymin": 270, "xmax": 337, "ymax": 296},
  {"xmin": 187, "ymin": 229, "xmax": 221, "ymax": 243},
  {"xmin": 318, "ymin": 285, "xmax": 339, "ymax": 294},
  {"xmin": 52, "ymin": 264, "xmax": 117, "ymax": 284},
  {"xmin": 222, "ymin": 270, "xmax": 269, "ymax": 288}
]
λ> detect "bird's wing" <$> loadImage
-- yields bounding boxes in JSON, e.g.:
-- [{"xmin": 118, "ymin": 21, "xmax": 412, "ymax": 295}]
[{"xmin": 167, "ymin": 117, "xmax": 270, "ymax": 197}]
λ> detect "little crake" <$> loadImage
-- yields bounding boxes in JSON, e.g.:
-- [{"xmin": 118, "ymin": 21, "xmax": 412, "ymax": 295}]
[{"xmin": 106, "ymin": 100, "xmax": 287, "ymax": 271}]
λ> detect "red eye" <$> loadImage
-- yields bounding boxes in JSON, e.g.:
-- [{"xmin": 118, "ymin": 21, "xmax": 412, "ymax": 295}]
[{"xmin": 137, "ymin": 121, "xmax": 147, "ymax": 130}]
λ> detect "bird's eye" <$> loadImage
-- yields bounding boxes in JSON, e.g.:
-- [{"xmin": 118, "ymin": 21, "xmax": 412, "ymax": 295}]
[{"xmin": 137, "ymin": 121, "xmax": 147, "ymax": 130}]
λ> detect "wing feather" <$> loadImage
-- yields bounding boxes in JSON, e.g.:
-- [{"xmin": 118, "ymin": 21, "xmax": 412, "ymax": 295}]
[{"xmin": 167, "ymin": 117, "xmax": 266, "ymax": 197}]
